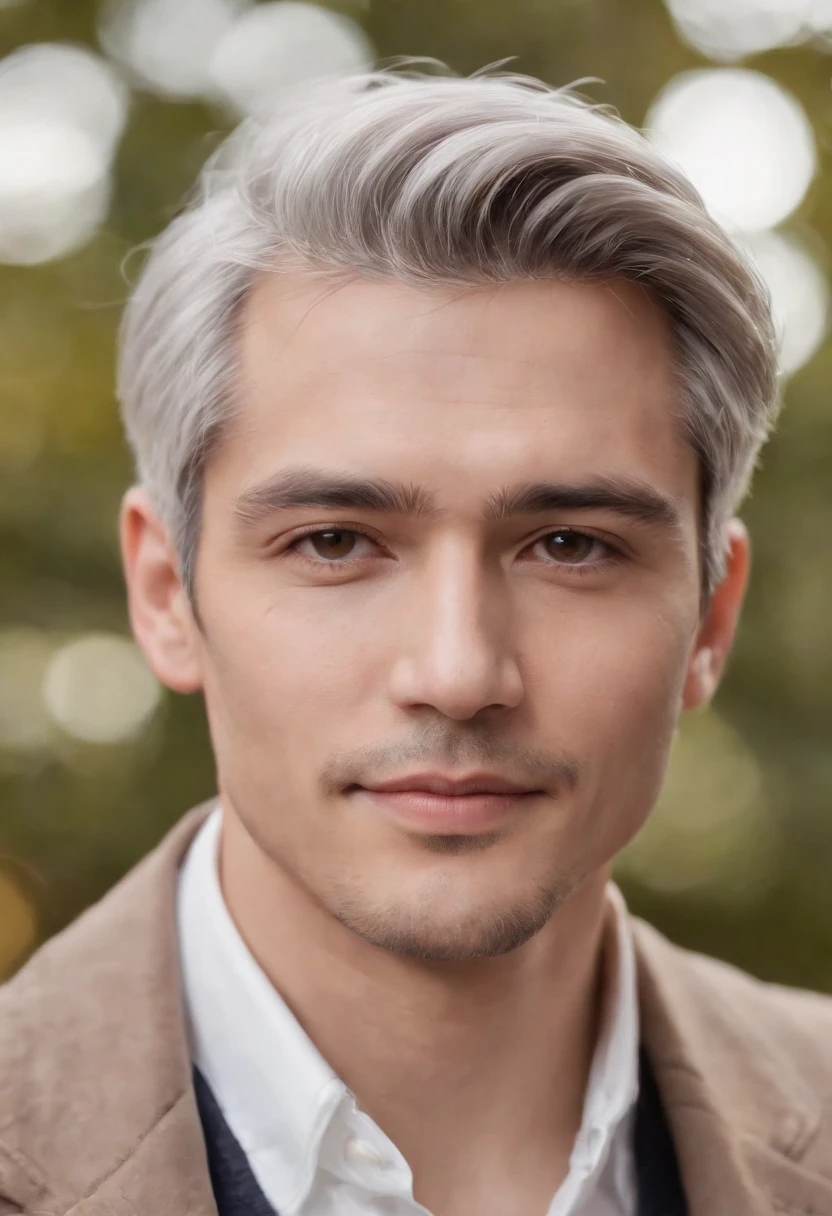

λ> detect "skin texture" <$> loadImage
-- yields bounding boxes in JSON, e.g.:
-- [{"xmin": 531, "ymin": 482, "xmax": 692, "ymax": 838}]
[{"xmin": 121, "ymin": 273, "xmax": 749, "ymax": 1215}]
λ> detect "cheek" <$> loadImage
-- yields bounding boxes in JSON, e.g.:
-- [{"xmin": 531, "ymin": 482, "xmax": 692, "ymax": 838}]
[
  {"xmin": 534, "ymin": 590, "xmax": 694, "ymax": 721},
  {"xmin": 200, "ymin": 586, "xmax": 375, "ymax": 748},
  {"xmin": 530, "ymin": 600, "xmax": 694, "ymax": 829}
]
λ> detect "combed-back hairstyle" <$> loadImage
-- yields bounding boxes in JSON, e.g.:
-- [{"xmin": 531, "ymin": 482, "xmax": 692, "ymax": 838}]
[{"xmin": 117, "ymin": 65, "xmax": 779, "ymax": 603}]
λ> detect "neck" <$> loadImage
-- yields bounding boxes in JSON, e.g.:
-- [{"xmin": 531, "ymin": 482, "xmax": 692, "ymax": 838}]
[{"xmin": 219, "ymin": 805, "xmax": 614, "ymax": 1215}]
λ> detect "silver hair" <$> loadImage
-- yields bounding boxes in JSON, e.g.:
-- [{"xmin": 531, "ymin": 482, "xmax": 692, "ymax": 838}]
[{"xmin": 117, "ymin": 64, "xmax": 779, "ymax": 603}]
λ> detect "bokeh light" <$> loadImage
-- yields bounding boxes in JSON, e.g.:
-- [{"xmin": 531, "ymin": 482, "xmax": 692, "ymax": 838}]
[
  {"xmin": 741, "ymin": 229, "xmax": 830, "ymax": 375},
  {"xmin": 99, "ymin": 0, "xmax": 248, "ymax": 100},
  {"xmin": 0, "ymin": 123, "xmax": 111, "ymax": 265},
  {"xmin": 43, "ymin": 634, "xmax": 163, "ymax": 745},
  {"xmin": 207, "ymin": 1, "xmax": 374, "ymax": 116},
  {"xmin": 0, "ymin": 43, "xmax": 127, "ymax": 264},
  {"xmin": 663, "ymin": 0, "xmax": 831, "ymax": 61},
  {"xmin": 645, "ymin": 69, "xmax": 816, "ymax": 232},
  {"xmin": 0, "ymin": 42, "xmax": 129, "ymax": 152}
]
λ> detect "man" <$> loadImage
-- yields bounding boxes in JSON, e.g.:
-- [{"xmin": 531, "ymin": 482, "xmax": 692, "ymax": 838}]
[{"xmin": 2, "ymin": 66, "xmax": 831, "ymax": 1216}]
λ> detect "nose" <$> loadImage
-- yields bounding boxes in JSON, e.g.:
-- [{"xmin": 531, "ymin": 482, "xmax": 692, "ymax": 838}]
[{"xmin": 386, "ymin": 542, "xmax": 525, "ymax": 721}]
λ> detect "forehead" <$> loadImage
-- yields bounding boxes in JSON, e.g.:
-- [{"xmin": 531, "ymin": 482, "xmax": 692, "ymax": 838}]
[{"xmin": 219, "ymin": 271, "xmax": 696, "ymax": 509}]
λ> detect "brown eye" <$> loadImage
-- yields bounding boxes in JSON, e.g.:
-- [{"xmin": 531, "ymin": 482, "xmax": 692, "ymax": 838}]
[
  {"xmin": 306, "ymin": 530, "xmax": 360, "ymax": 560},
  {"xmin": 542, "ymin": 530, "xmax": 601, "ymax": 564}
]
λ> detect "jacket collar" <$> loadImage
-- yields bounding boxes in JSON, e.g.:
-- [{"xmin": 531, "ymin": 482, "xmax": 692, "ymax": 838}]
[{"xmin": 0, "ymin": 803, "xmax": 829, "ymax": 1215}]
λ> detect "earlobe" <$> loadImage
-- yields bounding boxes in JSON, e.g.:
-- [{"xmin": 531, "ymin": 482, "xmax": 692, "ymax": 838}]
[
  {"xmin": 683, "ymin": 645, "xmax": 717, "ymax": 710},
  {"xmin": 682, "ymin": 519, "xmax": 750, "ymax": 711},
  {"xmin": 120, "ymin": 487, "xmax": 203, "ymax": 695}
]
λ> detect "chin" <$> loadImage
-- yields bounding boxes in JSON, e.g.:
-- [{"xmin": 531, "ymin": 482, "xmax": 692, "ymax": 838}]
[{"xmin": 327, "ymin": 875, "xmax": 574, "ymax": 962}]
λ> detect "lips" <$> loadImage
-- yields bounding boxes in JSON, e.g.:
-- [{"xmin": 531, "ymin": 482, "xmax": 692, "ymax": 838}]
[
  {"xmin": 362, "ymin": 772, "xmax": 538, "ymax": 797},
  {"xmin": 355, "ymin": 768, "xmax": 542, "ymax": 836}
]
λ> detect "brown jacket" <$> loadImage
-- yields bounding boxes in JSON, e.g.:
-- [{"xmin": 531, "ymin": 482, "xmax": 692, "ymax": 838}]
[{"xmin": 1, "ymin": 803, "xmax": 831, "ymax": 1216}]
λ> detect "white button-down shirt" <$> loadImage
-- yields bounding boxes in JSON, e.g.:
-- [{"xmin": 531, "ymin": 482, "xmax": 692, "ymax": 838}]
[{"xmin": 177, "ymin": 805, "xmax": 640, "ymax": 1215}]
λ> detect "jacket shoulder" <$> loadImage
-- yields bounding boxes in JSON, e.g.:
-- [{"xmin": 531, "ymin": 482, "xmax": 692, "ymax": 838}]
[
  {"xmin": 0, "ymin": 807, "xmax": 212, "ymax": 1213},
  {"xmin": 652, "ymin": 919, "xmax": 832, "ymax": 1029}
]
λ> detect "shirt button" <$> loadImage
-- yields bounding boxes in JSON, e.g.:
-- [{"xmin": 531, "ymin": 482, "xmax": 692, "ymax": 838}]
[
  {"xmin": 587, "ymin": 1126, "xmax": 605, "ymax": 1159},
  {"xmin": 344, "ymin": 1136, "xmax": 386, "ymax": 1169}
]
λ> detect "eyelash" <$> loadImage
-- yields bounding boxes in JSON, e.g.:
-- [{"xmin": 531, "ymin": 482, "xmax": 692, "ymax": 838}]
[{"xmin": 281, "ymin": 524, "xmax": 625, "ymax": 577}]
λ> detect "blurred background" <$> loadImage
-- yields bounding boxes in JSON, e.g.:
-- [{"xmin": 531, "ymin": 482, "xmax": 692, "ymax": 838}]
[{"xmin": 1, "ymin": 0, "xmax": 831, "ymax": 989}]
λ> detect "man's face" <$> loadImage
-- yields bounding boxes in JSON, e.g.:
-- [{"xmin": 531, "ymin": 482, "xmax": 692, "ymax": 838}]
[{"xmin": 135, "ymin": 273, "xmax": 730, "ymax": 960}]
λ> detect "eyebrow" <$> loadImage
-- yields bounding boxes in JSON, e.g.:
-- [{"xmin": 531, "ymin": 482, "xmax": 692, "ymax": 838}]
[{"xmin": 232, "ymin": 466, "xmax": 682, "ymax": 533}]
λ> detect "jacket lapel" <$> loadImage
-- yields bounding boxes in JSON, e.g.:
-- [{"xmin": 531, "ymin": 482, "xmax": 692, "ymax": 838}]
[{"xmin": 67, "ymin": 1099, "xmax": 218, "ymax": 1216}]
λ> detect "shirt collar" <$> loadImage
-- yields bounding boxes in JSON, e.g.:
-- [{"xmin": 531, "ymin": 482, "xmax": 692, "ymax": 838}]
[
  {"xmin": 177, "ymin": 804, "xmax": 640, "ymax": 1213},
  {"xmin": 564, "ymin": 880, "xmax": 641, "ymax": 1207},
  {"xmin": 584, "ymin": 880, "xmax": 641, "ymax": 1133},
  {"xmin": 177, "ymin": 804, "xmax": 345, "ymax": 1211}
]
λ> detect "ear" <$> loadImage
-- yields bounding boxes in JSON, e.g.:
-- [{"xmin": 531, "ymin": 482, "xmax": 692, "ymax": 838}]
[
  {"xmin": 683, "ymin": 518, "xmax": 750, "ymax": 710},
  {"xmin": 120, "ymin": 486, "xmax": 203, "ymax": 694}
]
